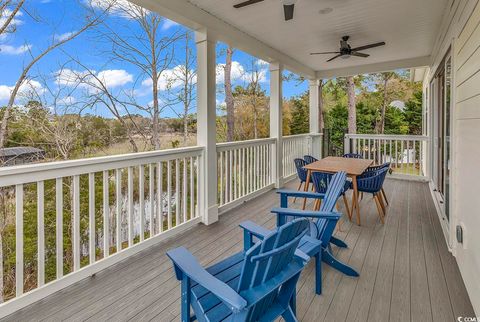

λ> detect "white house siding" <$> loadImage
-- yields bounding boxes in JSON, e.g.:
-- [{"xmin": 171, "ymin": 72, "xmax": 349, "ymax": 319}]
[{"xmin": 426, "ymin": 0, "xmax": 480, "ymax": 314}]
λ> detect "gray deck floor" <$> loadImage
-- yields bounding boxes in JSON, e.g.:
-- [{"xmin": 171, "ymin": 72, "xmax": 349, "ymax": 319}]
[{"xmin": 3, "ymin": 179, "xmax": 474, "ymax": 322}]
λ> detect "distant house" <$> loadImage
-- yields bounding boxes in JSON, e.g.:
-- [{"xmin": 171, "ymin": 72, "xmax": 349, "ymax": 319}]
[{"xmin": 0, "ymin": 147, "xmax": 45, "ymax": 166}]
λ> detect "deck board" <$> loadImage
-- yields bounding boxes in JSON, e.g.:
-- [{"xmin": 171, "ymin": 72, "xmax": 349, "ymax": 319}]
[{"xmin": 2, "ymin": 179, "xmax": 474, "ymax": 322}]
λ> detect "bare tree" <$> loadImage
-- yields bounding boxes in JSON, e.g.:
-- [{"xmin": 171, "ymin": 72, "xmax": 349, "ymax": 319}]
[
  {"xmin": 100, "ymin": 2, "xmax": 180, "ymax": 149},
  {"xmin": 0, "ymin": 1, "xmax": 112, "ymax": 148},
  {"xmin": 225, "ymin": 46, "xmax": 235, "ymax": 141},
  {"xmin": 166, "ymin": 31, "xmax": 196, "ymax": 145},
  {"xmin": 0, "ymin": 0, "xmax": 25, "ymax": 36},
  {"xmin": 244, "ymin": 58, "xmax": 266, "ymax": 139},
  {"xmin": 63, "ymin": 59, "xmax": 142, "ymax": 153},
  {"xmin": 346, "ymin": 76, "xmax": 356, "ymax": 134}
]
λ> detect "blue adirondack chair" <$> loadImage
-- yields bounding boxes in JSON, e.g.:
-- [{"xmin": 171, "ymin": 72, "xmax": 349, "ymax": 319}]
[
  {"xmin": 241, "ymin": 171, "xmax": 359, "ymax": 295},
  {"xmin": 343, "ymin": 153, "xmax": 363, "ymax": 159},
  {"xmin": 167, "ymin": 218, "xmax": 311, "ymax": 322}
]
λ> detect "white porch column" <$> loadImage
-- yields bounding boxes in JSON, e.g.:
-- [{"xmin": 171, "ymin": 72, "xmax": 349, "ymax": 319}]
[
  {"xmin": 196, "ymin": 29, "xmax": 218, "ymax": 225},
  {"xmin": 270, "ymin": 62, "xmax": 283, "ymax": 188},
  {"xmin": 309, "ymin": 79, "xmax": 322, "ymax": 158}
]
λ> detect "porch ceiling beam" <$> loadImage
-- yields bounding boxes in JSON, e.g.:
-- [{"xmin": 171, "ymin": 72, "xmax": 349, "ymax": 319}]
[
  {"xmin": 316, "ymin": 56, "xmax": 432, "ymax": 79},
  {"xmin": 131, "ymin": 0, "xmax": 317, "ymax": 79}
]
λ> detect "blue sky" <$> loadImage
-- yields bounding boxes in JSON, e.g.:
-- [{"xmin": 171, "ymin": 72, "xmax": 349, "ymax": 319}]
[{"xmin": 0, "ymin": 0, "xmax": 307, "ymax": 119}]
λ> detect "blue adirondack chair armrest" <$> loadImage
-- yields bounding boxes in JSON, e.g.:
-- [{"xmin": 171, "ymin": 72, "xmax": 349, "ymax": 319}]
[
  {"xmin": 166, "ymin": 247, "xmax": 248, "ymax": 313},
  {"xmin": 271, "ymin": 207, "xmax": 342, "ymax": 220},
  {"xmin": 276, "ymin": 189, "xmax": 326, "ymax": 200},
  {"xmin": 239, "ymin": 221, "xmax": 271, "ymax": 239},
  {"xmin": 240, "ymin": 257, "xmax": 307, "ymax": 306}
]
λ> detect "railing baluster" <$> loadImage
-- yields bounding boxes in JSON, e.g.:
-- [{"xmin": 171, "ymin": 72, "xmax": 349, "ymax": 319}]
[
  {"xmin": 89, "ymin": 173, "xmax": 96, "ymax": 263},
  {"xmin": 175, "ymin": 159, "xmax": 180, "ymax": 226},
  {"xmin": 167, "ymin": 160, "xmax": 172, "ymax": 229},
  {"xmin": 158, "ymin": 162, "xmax": 163, "ymax": 233},
  {"xmin": 190, "ymin": 157, "xmax": 194, "ymax": 220},
  {"xmin": 73, "ymin": 175, "xmax": 80, "ymax": 270},
  {"xmin": 37, "ymin": 181, "xmax": 45, "ymax": 287},
  {"xmin": 115, "ymin": 169, "xmax": 122, "ymax": 252},
  {"xmin": 16, "ymin": 184, "xmax": 24, "ymax": 296},
  {"xmin": 139, "ymin": 166, "xmax": 145, "ymax": 242},
  {"xmin": 234, "ymin": 149, "xmax": 238, "ymax": 200},
  {"xmin": 183, "ymin": 158, "xmax": 187, "ymax": 223},
  {"xmin": 56, "ymin": 178, "xmax": 63, "ymax": 278},
  {"xmin": 149, "ymin": 164, "xmax": 154, "ymax": 237},
  {"xmin": 102, "ymin": 171, "xmax": 109, "ymax": 258},
  {"xmin": 219, "ymin": 152, "xmax": 223, "ymax": 206}
]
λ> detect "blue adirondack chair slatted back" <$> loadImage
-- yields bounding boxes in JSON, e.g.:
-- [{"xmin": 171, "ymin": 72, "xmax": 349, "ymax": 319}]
[
  {"xmin": 312, "ymin": 171, "xmax": 347, "ymax": 242},
  {"xmin": 294, "ymin": 158, "xmax": 308, "ymax": 182},
  {"xmin": 237, "ymin": 218, "xmax": 309, "ymax": 321},
  {"xmin": 304, "ymin": 155, "xmax": 318, "ymax": 164}
]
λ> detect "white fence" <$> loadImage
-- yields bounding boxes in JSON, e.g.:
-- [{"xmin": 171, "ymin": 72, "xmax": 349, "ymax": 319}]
[
  {"xmin": 344, "ymin": 134, "xmax": 429, "ymax": 178},
  {"xmin": 282, "ymin": 134, "xmax": 323, "ymax": 179},
  {"xmin": 0, "ymin": 147, "xmax": 203, "ymax": 309},
  {"xmin": 216, "ymin": 138, "xmax": 275, "ymax": 208},
  {"xmin": 0, "ymin": 134, "xmax": 326, "ymax": 313}
]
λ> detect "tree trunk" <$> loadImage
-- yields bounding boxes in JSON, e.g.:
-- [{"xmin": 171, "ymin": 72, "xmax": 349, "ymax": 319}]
[
  {"xmin": 225, "ymin": 46, "xmax": 235, "ymax": 142},
  {"xmin": 151, "ymin": 69, "xmax": 161, "ymax": 150},
  {"xmin": 347, "ymin": 76, "xmax": 356, "ymax": 134},
  {"xmin": 319, "ymin": 80, "xmax": 325, "ymax": 131},
  {"xmin": 376, "ymin": 76, "xmax": 389, "ymax": 134}
]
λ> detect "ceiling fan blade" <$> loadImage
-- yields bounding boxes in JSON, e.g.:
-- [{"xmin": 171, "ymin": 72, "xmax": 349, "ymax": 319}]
[
  {"xmin": 233, "ymin": 0, "xmax": 264, "ymax": 9},
  {"xmin": 310, "ymin": 51, "xmax": 340, "ymax": 55},
  {"xmin": 351, "ymin": 41, "xmax": 386, "ymax": 52},
  {"xmin": 284, "ymin": 4, "xmax": 295, "ymax": 21},
  {"xmin": 351, "ymin": 52, "xmax": 370, "ymax": 58},
  {"xmin": 327, "ymin": 54, "xmax": 343, "ymax": 62}
]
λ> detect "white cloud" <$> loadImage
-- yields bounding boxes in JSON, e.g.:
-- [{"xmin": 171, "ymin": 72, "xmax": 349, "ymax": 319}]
[
  {"xmin": 0, "ymin": 9, "xmax": 24, "ymax": 32},
  {"xmin": 55, "ymin": 68, "xmax": 133, "ymax": 90},
  {"xmin": 58, "ymin": 96, "xmax": 76, "ymax": 105},
  {"xmin": 90, "ymin": 0, "xmax": 145, "ymax": 19},
  {"xmin": 55, "ymin": 32, "xmax": 76, "ymax": 42},
  {"xmin": 97, "ymin": 69, "xmax": 133, "ymax": 88},
  {"xmin": 141, "ymin": 65, "xmax": 196, "ymax": 92},
  {"xmin": 162, "ymin": 19, "xmax": 179, "ymax": 30},
  {"xmin": 216, "ymin": 61, "xmax": 268, "ymax": 84},
  {"xmin": 0, "ymin": 80, "xmax": 45, "ymax": 103},
  {"xmin": 0, "ymin": 44, "xmax": 31, "ymax": 55}
]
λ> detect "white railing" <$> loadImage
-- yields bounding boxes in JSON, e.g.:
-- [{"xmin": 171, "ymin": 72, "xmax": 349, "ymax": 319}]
[
  {"xmin": 282, "ymin": 134, "xmax": 320, "ymax": 179},
  {"xmin": 0, "ymin": 147, "xmax": 203, "ymax": 308},
  {"xmin": 344, "ymin": 134, "xmax": 429, "ymax": 178},
  {"xmin": 216, "ymin": 138, "xmax": 276, "ymax": 208}
]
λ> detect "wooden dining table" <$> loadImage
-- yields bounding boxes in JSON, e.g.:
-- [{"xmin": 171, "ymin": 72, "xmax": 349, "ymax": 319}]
[{"xmin": 303, "ymin": 156, "xmax": 373, "ymax": 225}]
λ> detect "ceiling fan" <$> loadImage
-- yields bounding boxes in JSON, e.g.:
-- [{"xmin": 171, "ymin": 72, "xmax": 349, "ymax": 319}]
[
  {"xmin": 310, "ymin": 36, "xmax": 386, "ymax": 62},
  {"xmin": 233, "ymin": 0, "xmax": 297, "ymax": 21}
]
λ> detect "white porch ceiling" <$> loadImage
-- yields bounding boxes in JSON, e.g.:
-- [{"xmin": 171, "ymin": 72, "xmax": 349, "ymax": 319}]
[{"xmin": 187, "ymin": 0, "xmax": 448, "ymax": 74}]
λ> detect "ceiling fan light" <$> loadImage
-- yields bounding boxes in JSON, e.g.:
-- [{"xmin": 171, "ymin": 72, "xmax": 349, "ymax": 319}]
[{"xmin": 341, "ymin": 55, "xmax": 351, "ymax": 59}]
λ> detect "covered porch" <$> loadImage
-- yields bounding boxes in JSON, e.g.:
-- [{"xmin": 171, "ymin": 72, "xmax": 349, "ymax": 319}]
[
  {"xmin": 1, "ymin": 0, "xmax": 479, "ymax": 319},
  {"xmin": 2, "ymin": 178, "xmax": 473, "ymax": 321}
]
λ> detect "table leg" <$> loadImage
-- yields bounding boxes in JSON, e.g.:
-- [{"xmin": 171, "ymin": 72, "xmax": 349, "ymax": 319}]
[
  {"xmin": 302, "ymin": 170, "xmax": 311, "ymax": 210},
  {"xmin": 352, "ymin": 175, "xmax": 361, "ymax": 226}
]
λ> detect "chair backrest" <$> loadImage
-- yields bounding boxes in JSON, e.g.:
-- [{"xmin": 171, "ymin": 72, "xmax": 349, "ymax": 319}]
[
  {"xmin": 357, "ymin": 167, "xmax": 389, "ymax": 193},
  {"xmin": 343, "ymin": 153, "xmax": 363, "ymax": 159},
  {"xmin": 313, "ymin": 171, "xmax": 347, "ymax": 242},
  {"xmin": 237, "ymin": 218, "xmax": 309, "ymax": 320},
  {"xmin": 311, "ymin": 171, "xmax": 332, "ymax": 194},
  {"xmin": 294, "ymin": 158, "xmax": 308, "ymax": 182},
  {"xmin": 366, "ymin": 162, "xmax": 390, "ymax": 173},
  {"xmin": 304, "ymin": 155, "xmax": 318, "ymax": 164}
]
